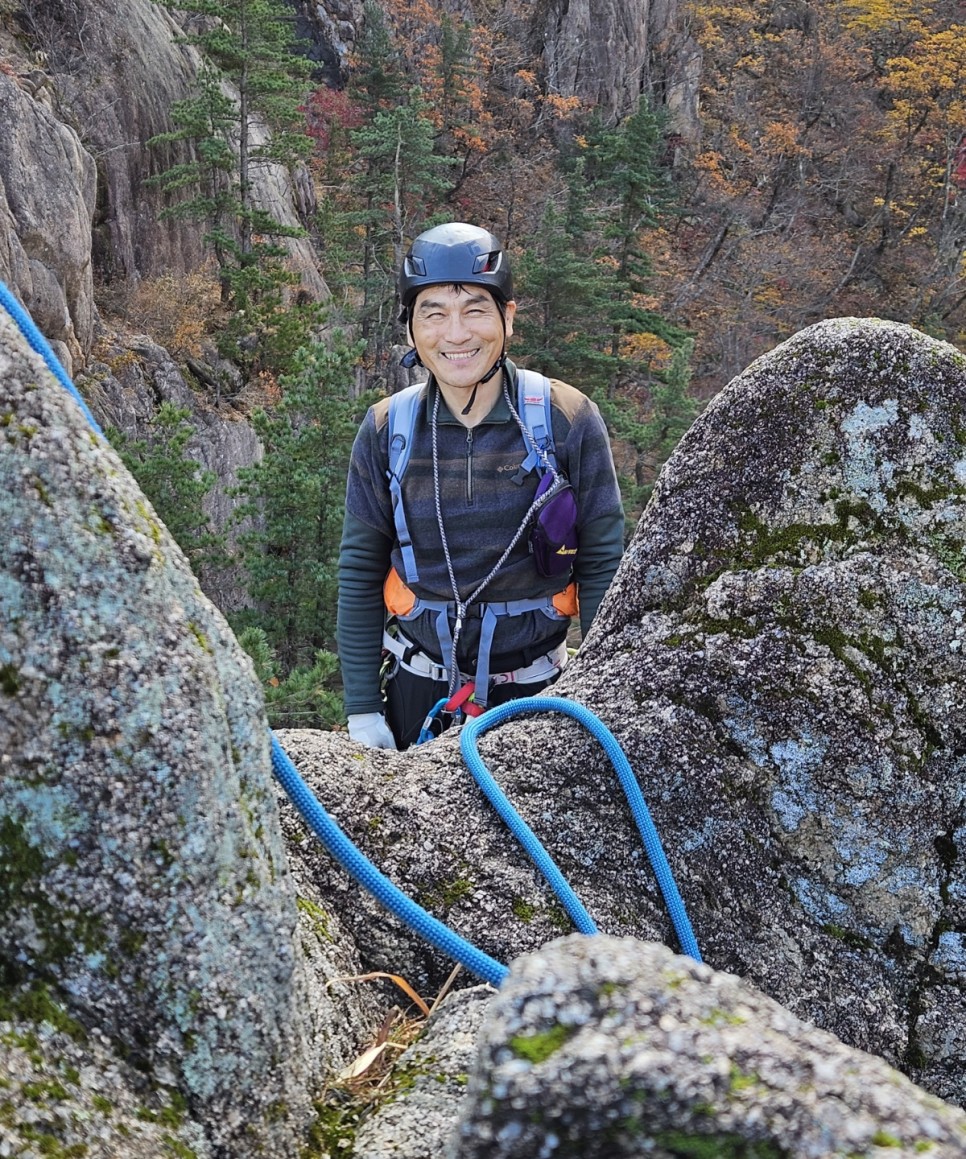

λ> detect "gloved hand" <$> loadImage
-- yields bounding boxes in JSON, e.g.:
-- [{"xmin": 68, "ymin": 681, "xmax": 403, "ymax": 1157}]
[{"xmin": 347, "ymin": 712, "xmax": 398, "ymax": 750}]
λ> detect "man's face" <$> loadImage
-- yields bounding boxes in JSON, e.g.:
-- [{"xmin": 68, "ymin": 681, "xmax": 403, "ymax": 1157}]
[{"xmin": 410, "ymin": 284, "xmax": 516, "ymax": 394}]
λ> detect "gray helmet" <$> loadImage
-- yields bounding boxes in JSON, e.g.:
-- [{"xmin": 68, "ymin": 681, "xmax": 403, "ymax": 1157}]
[{"xmin": 399, "ymin": 222, "xmax": 513, "ymax": 316}]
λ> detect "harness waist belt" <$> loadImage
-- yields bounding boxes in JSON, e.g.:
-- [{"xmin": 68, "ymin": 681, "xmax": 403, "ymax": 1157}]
[{"xmin": 384, "ymin": 629, "xmax": 568, "ymax": 687}]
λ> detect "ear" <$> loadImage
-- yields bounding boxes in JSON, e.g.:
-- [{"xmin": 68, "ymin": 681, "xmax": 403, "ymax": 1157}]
[{"xmin": 503, "ymin": 299, "xmax": 517, "ymax": 339}]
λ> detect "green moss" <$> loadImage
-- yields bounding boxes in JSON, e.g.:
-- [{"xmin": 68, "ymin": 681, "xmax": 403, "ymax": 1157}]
[
  {"xmin": 134, "ymin": 500, "xmax": 163, "ymax": 544},
  {"xmin": 161, "ymin": 1136, "xmax": 199, "ymax": 1159},
  {"xmin": 118, "ymin": 928, "xmax": 146, "ymax": 957},
  {"xmin": 0, "ymin": 980, "xmax": 86, "ymax": 1044},
  {"xmin": 0, "ymin": 664, "xmax": 20, "ymax": 695},
  {"xmin": 822, "ymin": 923, "xmax": 874, "ymax": 950},
  {"xmin": 31, "ymin": 478, "xmax": 52, "ymax": 506},
  {"xmin": 296, "ymin": 896, "xmax": 332, "ymax": 942},
  {"xmin": 91, "ymin": 1095, "xmax": 113, "ymax": 1116},
  {"xmin": 727, "ymin": 1064, "xmax": 761, "ymax": 1093},
  {"xmin": 511, "ymin": 897, "xmax": 537, "ymax": 922},
  {"xmin": 651, "ymin": 1129, "xmax": 783, "ymax": 1157},
  {"xmin": 699, "ymin": 1008, "xmax": 748, "ymax": 1029},
  {"xmin": 420, "ymin": 875, "xmax": 474, "ymax": 912},
  {"xmin": 508, "ymin": 1024, "xmax": 572, "ymax": 1064},
  {"xmin": 187, "ymin": 622, "xmax": 210, "ymax": 652},
  {"xmin": 871, "ymin": 1130, "xmax": 902, "ymax": 1147},
  {"xmin": 301, "ymin": 1099, "xmax": 360, "ymax": 1159},
  {"xmin": 545, "ymin": 901, "xmax": 572, "ymax": 932},
  {"xmin": 930, "ymin": 532, "xmax": 966, "ymax": 581},
  {"xmin": 136, "ymin": 1089, "xmax": 187, "ymax": 1129}
]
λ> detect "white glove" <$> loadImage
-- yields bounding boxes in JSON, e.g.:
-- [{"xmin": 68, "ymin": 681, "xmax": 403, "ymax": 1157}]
[{"xmin": 347, "ymin": 713, "xmax": 398, "ymax": 750}]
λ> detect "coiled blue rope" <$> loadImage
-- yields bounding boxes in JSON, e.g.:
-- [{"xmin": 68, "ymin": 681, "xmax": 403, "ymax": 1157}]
[
  {"xmin": 461, "ymin": 697, "xmax": 702, "ymax": 962},
  {"xmin": 2, "ymin": 279, "xmax": 700, "ymax": 986},
  {"xmin": 270, "ymin": 735, "xmax": 509, "ymax": 987}
]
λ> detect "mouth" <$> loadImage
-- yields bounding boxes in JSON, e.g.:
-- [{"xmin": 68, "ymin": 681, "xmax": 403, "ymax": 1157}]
[{"xmin": 441, "ymin": 348, "xmax": 481, "ymax": 363}]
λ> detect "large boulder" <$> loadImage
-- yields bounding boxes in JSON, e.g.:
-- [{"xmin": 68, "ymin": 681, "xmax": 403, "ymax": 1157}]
[
  {"xmin": 0, "ymin": 300, "xmax": 377, "ymax": 1155},
  {"xmin": 451, "ymin": 935, "xmax": 966, "ymax": 1158},
  {"xmin": 277, "ymin": 317, "xmax": 966, "ymax": 1106}
]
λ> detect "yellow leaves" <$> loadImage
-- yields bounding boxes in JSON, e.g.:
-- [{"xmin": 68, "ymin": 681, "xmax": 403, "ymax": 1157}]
[
  {"xmin": 620, "ymin": 331, "xmax": 673, "ymax": 367},
  {"xmin": 759, "ymin": 120, "xmax": 805, "ymax": 159},
  {"xmin": 840, "ymin": 0, "xmax": 931, "ymax": 35},
  {"xmin": 884, "ymin": 25, "xmax": 966, "ymax": 123},
  {"xmin": 544, "ymin": 93, "xmax": 582, "ymax": 118}
]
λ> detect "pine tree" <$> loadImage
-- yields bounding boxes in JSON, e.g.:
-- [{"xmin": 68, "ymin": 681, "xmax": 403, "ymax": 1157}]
[
  {"xmin": 150, "ymin": 0, "xmax": 317, "ymax": 372},
  {"xmin": 580, "ymin": 103, "xmax": 689, "ymax": 368},
  {"xmin": 310, "ymin": 2, "xmax": 457, "ymax": 387},
  {"xmin": 231, "ymin": 332, "xmax": 363, "ymax": 670},
  {"xmin": 107, "ymin": 403, "xmax": 224, "ymax": 575},
  {"xmin": 513, "ymin": 185, "xmax": 617, "ymax": 386}
]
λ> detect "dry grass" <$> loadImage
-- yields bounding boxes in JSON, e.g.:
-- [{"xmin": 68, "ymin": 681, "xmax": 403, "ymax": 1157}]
[
  {"xmin": 97, "ymin": 264, "xmax": 223, "ymax": 361},
  {"xmin": 305, "ymin": 965, "xmax": 465, "ymax": 1156}
]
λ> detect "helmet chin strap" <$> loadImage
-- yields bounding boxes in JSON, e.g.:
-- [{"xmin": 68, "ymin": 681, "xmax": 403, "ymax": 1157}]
[{"xmin": 460, "ymin": 310, "xmax": 508, "ymax": 416}]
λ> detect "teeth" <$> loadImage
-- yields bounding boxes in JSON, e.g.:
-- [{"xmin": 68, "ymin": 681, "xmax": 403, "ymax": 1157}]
[{"xmin": 443, "ymin": 350, "xmax": 479, "ymax": 361}]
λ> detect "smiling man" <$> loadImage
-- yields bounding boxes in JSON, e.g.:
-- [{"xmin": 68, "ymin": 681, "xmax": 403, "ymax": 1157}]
[{"xmin": 337, "ymin": 222, "xmax": 625, "ymax": 749}]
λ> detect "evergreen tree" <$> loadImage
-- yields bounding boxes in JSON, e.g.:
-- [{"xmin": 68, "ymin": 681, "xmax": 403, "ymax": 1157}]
[
  {"xmin": 150, "ymin": 0, "xmax": 317, "ymax": 372},
  {"xmin": 312, "ymin": 2, "xmax": 457, "ymax": 387},
  {"xmin": 231, "ymin": 332, "xmax": 363, "ymax": 670},
  {"xmin": 107, "ymin": 402, "xmax": 224, "ymax": 573},
  {"xmin": 237, "ymin": 626, "xmax": 345, "ymax": 729},
  {"xmin": 580, "ymin": 102, "xmax": 689, "ymax": 369},
  {"xmin": 593, "ymin": 338, "xmax": 700, "ymax": 531},
  {"xmin": 513, "ymin": 186, "xmax": 617, "ymax": 386}
]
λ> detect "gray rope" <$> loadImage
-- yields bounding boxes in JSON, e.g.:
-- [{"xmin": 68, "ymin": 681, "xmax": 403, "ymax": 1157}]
[{"xmin": 431, "ymin": 378, "xmax": 552, "ymax": 696}]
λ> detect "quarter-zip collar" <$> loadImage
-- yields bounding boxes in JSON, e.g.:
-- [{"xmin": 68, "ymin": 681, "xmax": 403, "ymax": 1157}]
[{"xmin": 427, "ymin": 363, "xmax": 518, "ymax": 426}]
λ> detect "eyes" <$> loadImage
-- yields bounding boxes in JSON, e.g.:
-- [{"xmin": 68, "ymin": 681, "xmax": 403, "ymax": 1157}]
[{"xmin": 420, "ymin": 306, "xmax": 489, "ymax": 321}]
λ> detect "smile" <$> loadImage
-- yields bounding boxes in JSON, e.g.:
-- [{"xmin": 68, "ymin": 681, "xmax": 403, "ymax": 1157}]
[{"xmin": 441, "ymin": 349, "xmax": 480, "ymax": 361}]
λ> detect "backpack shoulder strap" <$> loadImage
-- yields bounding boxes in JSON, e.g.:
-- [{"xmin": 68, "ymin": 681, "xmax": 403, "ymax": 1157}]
[
  {"xmin": 515, "ymin": 367, "xmax": 556, "ymax": 476},
  {"xmin": 386, "ymin": 383, "xmax": 425, "ymax": 584}
]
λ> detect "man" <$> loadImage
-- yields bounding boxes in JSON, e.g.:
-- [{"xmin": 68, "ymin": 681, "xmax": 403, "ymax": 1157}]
[{"xmin": 337, "ymin": 222, "xmax": 624, "ymax": 749}]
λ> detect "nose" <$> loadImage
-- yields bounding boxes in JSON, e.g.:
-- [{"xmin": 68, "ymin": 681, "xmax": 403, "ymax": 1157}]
[{"xmin": 443, "ymin": 312, "xmax": 472, "ymax": 342}]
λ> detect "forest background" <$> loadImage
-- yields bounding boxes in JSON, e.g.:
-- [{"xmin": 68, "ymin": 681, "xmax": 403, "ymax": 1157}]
[{"xmin": 102, "ymin": 0, "xmax": 966, "ymax": 729}]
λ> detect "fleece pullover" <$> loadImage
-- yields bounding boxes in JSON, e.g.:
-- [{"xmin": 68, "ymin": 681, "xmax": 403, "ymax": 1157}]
[{"xmin": 337, "ymin": 361, "xmax": 625, "ymax": 715}]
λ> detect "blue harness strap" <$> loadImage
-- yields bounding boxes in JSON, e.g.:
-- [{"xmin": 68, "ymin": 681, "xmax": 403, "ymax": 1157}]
[
  {"xmin": 386, "ymin": 383, "xmax": 425, "ymax": 585},
  {"xmin": 515, "ymin": 367, "xmax": 555, "ymax": 478},
  {"xmin": 385, "ymin": 368, "xmax": 563, "ymax": 703}
]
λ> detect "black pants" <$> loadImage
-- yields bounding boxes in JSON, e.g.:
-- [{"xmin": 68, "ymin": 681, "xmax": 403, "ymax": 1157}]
[{"xmin": 384, "ymin": 663, "xmax": 558, "ymax": 750}]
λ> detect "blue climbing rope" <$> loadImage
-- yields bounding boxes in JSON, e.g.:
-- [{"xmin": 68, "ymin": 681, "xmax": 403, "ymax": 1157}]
[
  {"xmin": 1, "ymin": 278, "xmax": 701, "ymax": 986},
  {"xmin": 0, "ymin": 281, "xmax": 104, "ymax": 437},
  {"xmin": 270, "ymin": 735, "xmax": 509, "ymax": 987},
  {"xmin": 461, "ymin": 697, "xmax": 702, "ymax": 962}
]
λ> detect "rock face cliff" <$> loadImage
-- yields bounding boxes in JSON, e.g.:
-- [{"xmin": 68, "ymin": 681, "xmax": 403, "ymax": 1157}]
[
  {"xmin": 537, "ymin": 0, "xmax": 700, "ymax": 132},
  {"xmin": 276, "ymin": 317, "xmax": 966, "ymax": 1110},
  {"xmin": 0, "ymin": 0, "xmax": 326, "ymax": 375},
  {"xmin": 0, "ymin": 302, "xmax": 378, "ymax": 1157}
]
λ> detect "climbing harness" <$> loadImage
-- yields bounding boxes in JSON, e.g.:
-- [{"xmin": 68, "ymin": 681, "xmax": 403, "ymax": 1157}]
[
  {"xmin": 384, "ymin": 625, "xmax": 570, "ymax": 743},
  {"xmin": 386, "ymin": 367, "xmax": 579, "ymax": 712},
  {"xmin": 4, "ymin": 280, "xmax": 702, "ymax": 991}
]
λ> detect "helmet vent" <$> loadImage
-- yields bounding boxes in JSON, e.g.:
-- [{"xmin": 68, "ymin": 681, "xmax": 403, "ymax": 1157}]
[{"xmin": 473, "ymin": 251, "xmax": 502, "ymax": 275}]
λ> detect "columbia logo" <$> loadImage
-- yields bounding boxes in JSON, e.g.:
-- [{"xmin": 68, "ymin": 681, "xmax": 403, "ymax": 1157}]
[{"xmin": 556, "ymin": 546, "xmax": 578, "ymax": 555}]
